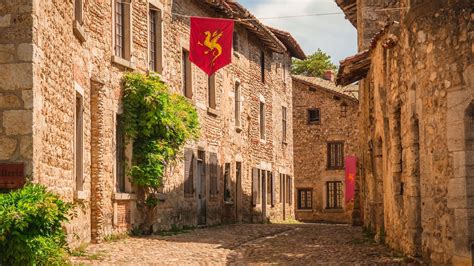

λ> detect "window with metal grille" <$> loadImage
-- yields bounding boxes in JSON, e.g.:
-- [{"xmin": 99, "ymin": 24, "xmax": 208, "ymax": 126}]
[
  {"xmin": 327, "ymin": 142, "xmax": 344, "ymax": 169},
  {"xmin": 182, "ymin": 49, "xmax": 192, "ymax": 98},
  {"xmin": 260, "ymin": 102, "xmax": 265, "ymax": 140},
  {"xmin": 308, "ymin": 108, "xmax": 320, "ymax": 124},
  {"xmin": 282, "ymin": 106, "xmax": 287, "ymax": 142},
  {"xmin": 208, "ymin": 74, "xmax": 216, "ymax": 109},
  {"xmin": 184, "ymin": 148, "xmax": 194, "ymax": 197},
  {"xmin": 326, "ymin": 181, "xmax": 343, "ymax": 209},
  {"xmin": 116, "ymin": 114, "xmax": 126, "ymax": 193},
  {"xmin": 341, "ymin": 102, "xmax": 348, "ymax": 118},
  {"xmin": 297, "ymin": 189, "xmax": 312, "ymax": 210},
  {"xmin": 114, "ymin": 0, "xmax": 125, "ymax": 58}
]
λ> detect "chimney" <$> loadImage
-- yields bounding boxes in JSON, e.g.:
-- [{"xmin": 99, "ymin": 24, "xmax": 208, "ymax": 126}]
[{"xmin": 323, "ymin": 70, "xmax": 335, "ymax": 82}]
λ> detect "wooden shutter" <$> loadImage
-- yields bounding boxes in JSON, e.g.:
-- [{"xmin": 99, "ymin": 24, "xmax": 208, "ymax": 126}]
[
  {"xmin": 209, "ymin": 153, "xmax": 218, "ymax": 197},
  {"xmin": 288, "ymin": 176, "xmax": 293, "ymax": 205},
  {"xmin": 252, "ymin": 168, "xmax": 258, "ymax": 206},
  {"xmin": 184, "ymin": 148, "xmax": 194, "ymax": 196}
]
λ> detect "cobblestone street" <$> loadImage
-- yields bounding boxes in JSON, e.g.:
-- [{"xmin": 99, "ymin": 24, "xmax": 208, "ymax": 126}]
[{"xmin": 71, "ymin": 223, "xmax": 413, "ymax": 265}]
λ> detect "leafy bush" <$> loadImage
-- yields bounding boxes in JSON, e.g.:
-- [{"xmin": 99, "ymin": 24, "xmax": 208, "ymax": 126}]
[
  {"xmin": 122, "ymin": 73, "xmax": 200, "ymax": 189},
  {"xmin": 0, "ymin": 184, "xmax": 73, "ymax": 265}
]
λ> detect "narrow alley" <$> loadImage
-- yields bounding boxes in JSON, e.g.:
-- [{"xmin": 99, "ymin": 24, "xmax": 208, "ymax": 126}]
[{"xmin": 71, "ymin": 223, "xmax": 414, "ymax": 265}]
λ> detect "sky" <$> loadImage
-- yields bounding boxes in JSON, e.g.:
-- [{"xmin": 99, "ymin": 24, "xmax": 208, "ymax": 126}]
[{"xmin": 238, "ymin": 0, "xmax": 357, "ymax": 65}]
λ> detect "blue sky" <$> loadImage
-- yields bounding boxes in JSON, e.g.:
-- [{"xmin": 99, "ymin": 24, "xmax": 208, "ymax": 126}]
[{"xmin": 238, "ymin": 0, "xmax": 357, "ymax": 65}]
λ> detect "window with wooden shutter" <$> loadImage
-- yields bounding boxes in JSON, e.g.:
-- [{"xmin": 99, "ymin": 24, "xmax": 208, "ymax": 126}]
[
  {"xmin": 209, "ymin": 153, "xmax": 218, "ymax": 197},
  {"xmin": 271, "ymin": 172, "xmax": 275, "ymax": 207},
  {"xmin": 182, "ymin": 49, "xmax": 192, "ymax": 99},
  {"xmin": 279, "ymin": 173, "xmax": 284, "ymax": 203},
  {"xmin": 286, "ymin": 175, "xmax": 292, "ymax": 204},
  {"xmin": 266, "ymin": 171, "xmax": 272, "ymax": 205},
  {"xmin": 208, "ymin": 74, "xmax": 216, "ymax": 109},
  {"xmin": 327, "ymin": 142, "xmax": 344, "ymax": 169},
  {"xmin": 184, "ymin": 148, "xmax": 194, "ymax": 197},
  {"xmin": 282, "ymin": 106, "xmax": 287, "ymax": 143},
  {"xmin": 116, "ymin": 114, "xmax": 126, "ymax": 193},
  {"xmin": 252, "ymin": 168, "xmax": 259, "ymax": 206},
  {"xmin": 224, "ymin": 163, "xmax": 232, "ymax": 202}
]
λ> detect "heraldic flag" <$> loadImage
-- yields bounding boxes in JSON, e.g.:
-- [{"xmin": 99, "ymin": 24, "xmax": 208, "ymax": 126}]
[
  {"xmin": 189, "ymin": 17, "xmax": 234, "ymax": 76},
  {"xmin": 344, "ymin": 156, "xmax": 357, "ymax": 203}
]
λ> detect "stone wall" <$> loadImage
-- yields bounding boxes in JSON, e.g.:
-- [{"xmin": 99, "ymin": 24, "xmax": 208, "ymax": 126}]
[
  {"xmin": 292, "ymin": 76, "xmax": 359, "ymax": 223},
  {"xmin": 356, "ymin": 0, "xmax": 473, "ymax": 264},
  {"xmin": 3, "ymin": 0, "xmax": 296, "ymax": 247},
  {"xmin": 0, "ymin": 0, "xmax": 34, "ymax": 176}
]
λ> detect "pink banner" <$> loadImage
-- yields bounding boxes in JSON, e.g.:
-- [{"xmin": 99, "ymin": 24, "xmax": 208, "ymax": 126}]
[{"xmin": 345, "ymin": 156, "xmax": 357, "ymax": 203}]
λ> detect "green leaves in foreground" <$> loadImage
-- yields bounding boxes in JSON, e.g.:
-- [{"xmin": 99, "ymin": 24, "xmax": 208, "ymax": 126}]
[
  {"xmin": 0, "ymin": 184, "xmax": 73, "ymax": 265},
  {"xmin": 122, "ymin": 73, "xmax": 200, "ymax": 189}
]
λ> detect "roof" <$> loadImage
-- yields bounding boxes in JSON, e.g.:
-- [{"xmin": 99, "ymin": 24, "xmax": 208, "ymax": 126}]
[
  {"xmin": 267, "ymin": 26, "xmax": 306, "ymax": 60},
  {"xmin": 336, "ymin": 50, "xmax": 371, "ymax": 86},
  {"xmin": 292, "ymin": 75, "xmax": 359, "ymax": 101},
  {"xmin": 197, "ymin": 0, "xmax": 287, "ymax": 54},
  {"xmin": 336, "ymin": 23, "xmax": 396, "ymax": 86},
  {"xmin": 335, "ymin": 0, "xmax": 357, "ymax": 28}
]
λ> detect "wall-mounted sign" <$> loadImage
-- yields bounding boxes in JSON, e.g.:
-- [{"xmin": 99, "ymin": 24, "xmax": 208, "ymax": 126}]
[{"xmin": 0, "ymin": 163, "xmax": 25, "ymax": 189}]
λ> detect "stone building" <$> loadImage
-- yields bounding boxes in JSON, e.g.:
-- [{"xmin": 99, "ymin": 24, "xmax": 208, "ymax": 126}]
[
  {"xmin": 0, "ymin": 0, "xmax": 304, "ymax": 246},
  {"xmin": 336, "ymin": 0, "xmax": 473, "ymax": 264},
  {"xmin": 292, "ymin": 73, "xmax": 359, "ymax": 223}
]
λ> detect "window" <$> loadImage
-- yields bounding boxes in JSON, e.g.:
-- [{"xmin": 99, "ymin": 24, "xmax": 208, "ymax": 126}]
[
  {"xmin": 209, "ymin": 152, "xmax": 218, "ymax": 197},
  {"xmin": 327, "ymin": 181, "xmax": 343, "ymax": 209},
  {"xmin": 75, "ymin": 92, "xmax": 84, "ymax": 191},
  {"xmin": 208, "ymin": 74, "xmax": 216, "ymax": 109},
  {"xmin": 149, "ymin": 7, "xmax": 163, "ymax": 73},
  {"xmin": 260, "ymin": 102, "xmax": 265, "ymax": 140},
  {"xmin": 116, "ymin": 114, "xmax": 126, "ymax": 193},
  {"xmin": 114, "ymin": 0, "xmax": 131, "ymax": 59},
  {"xmin": 260, "ymin": 51, "xmax": 265, "ymax": 83},
  {"xmin": 74, "ymin": 0, "xmax": 83, "ymax": 24},
  {"xmin": 182, "ymin": 49, "xmax": 192, "ymax": 99},
  {"xmin": 235, "ymin": 82, "xmax": 241, "ymax": 128},
  {"xmin": 233, "ymin": 31, "xmax": 239, "ymax": 53},
  {"xmin": 252, "ymin": 168, "xmax": 260, "ymax": 206},
  {"xmin": 308, "ymin": 108, "xmax": 320, "ymax": 124},
  {"xmin": 327, "ymin": 142, "xmax": 344, "ymax": 169},
  {"xmin": 282, "ymin": 106, "xmax": 287, "ymax": 143},
  {"xmin": 280, "ymin": 174, "xmax": 285, "ymax": 203},
  {"xmin": 286, "ymin": 176, "xmax": 292, "ymax": 204},
  {"xmin": 341, "ymin": 102, "xmax": 348, "ymax": 118},
  {"xmin": 224, "ymin": 163, "xmax": 232, "ymax": 202},
  {"xmin": 298, "ymin": 189, "xmax": 312, "ymax": 210},
  {"xmin": 184, "ymin": 148, "xmax": 194, "ymax": 197}
]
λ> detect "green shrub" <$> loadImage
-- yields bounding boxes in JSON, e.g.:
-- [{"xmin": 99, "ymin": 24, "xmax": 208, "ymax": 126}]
[{"xmin": 0, "ymin": 184, "xmax": 73, "ymax": 265}]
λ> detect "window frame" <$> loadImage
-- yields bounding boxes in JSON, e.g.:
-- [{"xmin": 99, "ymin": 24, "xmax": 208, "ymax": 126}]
[
  {"xmin": 75, "ymin": 91, "xmax": 84, "ymax": 192},
  {"xmin": 115, "ymin": 114, "xmax": 126, "ymax": 193},
  {"xmin": 327, "ymin": 141, "xmax": 345, "ymax": 170},
  {"xmin": 235, "ymin": 82, "xmax": 241, "ymax": 128},
  {"xmin": 184, "ymin": 148, "xmax": 194, "ymax": 198},
  {"xmin": 259, "ymin": 101, "xmax": 266, "ymax": 140},
  {"xmin": 326, "ymin": 181, "xmax": 343, "ymax": 209},
  {"xmin": 74, "ymin": 0, "xmax": 83, "ymax": 25},
  {"xmin": 113, "ymin": 0, "xmax": 131, "ymax": 60},
  {"xmin": 260, "ymin": 50, "xmax": 265, "ymax": 84},
  {"xmin": 297, "ymin": 188, "xmax": 313, "ymax": 210},
  {"xmin": 208, "ymin": 74, "xmax": 216, "ymax": 109},
  {"xmin": 282, "ymin": 106, "xmax": 287, "ymax": 143},
  {"xmin": 308, "ymin": 108, "xmax": 321, "ymax": 124},
  {"xmin": 148, "ymin": 6, "xmax": 163, "ymax": 73}
]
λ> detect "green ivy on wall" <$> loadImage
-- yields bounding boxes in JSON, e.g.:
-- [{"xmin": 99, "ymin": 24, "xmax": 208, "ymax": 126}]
[{"xmin": 122, "ymin": 73, "xmax": 200, "ymax": 190}]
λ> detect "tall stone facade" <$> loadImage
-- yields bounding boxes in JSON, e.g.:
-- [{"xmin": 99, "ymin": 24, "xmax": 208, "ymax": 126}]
[
  {"xmin": 337, "ymin": 0, "xmax": 473, "ymax": 264},
  {"xmin": 292, "ymin": 74, "xmax": 359, "ymax": 223},
  {"xmin": 0, "ymin": 0, "xmax": 304, "ymax": 246}
]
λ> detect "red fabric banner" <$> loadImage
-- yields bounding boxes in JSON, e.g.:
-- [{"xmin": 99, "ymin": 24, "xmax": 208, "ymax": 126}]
[
  {"xmin": 344, "ymin": 156, "xmax": 357, "ymax": 203},
  {"xmin": 189, "ymin": 17, "xmax": 234, "ymax": 76}
]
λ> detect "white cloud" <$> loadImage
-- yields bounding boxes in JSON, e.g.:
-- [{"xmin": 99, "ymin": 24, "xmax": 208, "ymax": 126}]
[{"xmin": 240, "ymin": 0, "xmax": 357, "ymax": 65}]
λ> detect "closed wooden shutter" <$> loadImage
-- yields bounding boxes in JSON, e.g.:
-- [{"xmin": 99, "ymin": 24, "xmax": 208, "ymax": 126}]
[
  {"xmin": 209, "ymin": 153, "xmax": 218, "ymax": 197},
  {"xmin": 252, "ymin": 168, "xmax": 258, "ymax": 206},
  {"xmin": 288, "ymin": 176, "xmax": 293, "ymax": 205},
  {"xmin": 184, "ymin": 148, "xmax": 194, "ymax": 197}
]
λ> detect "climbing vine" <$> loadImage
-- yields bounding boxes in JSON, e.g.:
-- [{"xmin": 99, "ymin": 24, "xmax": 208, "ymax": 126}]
[{"xmin": 122, "ymin": 73, "xmax": 200, "ymax": 190}]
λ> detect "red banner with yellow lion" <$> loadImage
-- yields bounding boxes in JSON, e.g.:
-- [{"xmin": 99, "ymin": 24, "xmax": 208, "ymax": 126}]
[{"xmin": 189, "ymin": 17, "xmax": 234, "ymax": 76}]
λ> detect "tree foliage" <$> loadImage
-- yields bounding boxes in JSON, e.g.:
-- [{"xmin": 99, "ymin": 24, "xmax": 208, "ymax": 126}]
[
  {"xmin": 291, "ymin": 49, "xmax": 337, "ymax": 78},
  {"xmin": 122, "ymin": 73, "xmax": 200, "ymax": 190},
  {"xmin": 0, "ymin": 184, "xmax": 73, "ymax": 265}
]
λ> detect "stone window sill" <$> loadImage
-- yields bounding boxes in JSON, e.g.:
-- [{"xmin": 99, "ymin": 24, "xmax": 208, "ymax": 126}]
[
  {"xmin": 260, "ymin": 139, "xmax": 267, "ymax": 144},
  {"xmin": 324, "ymin": 208, "xmax": 344, "ymax": 213},
  {"xmin": 113, "ymin": 193, "xmax": 137, "ymax": 201},
  {"xmin": 233, "ymin": 51, "xmax": 240, "ymax": 58},
  {"xmin": 75, "ymin": 190, "xmax": 89, "ymax": 201},
  {"xmin": 112, "ymin": 55, "xmax": 136, "ymax": 70},
  {"xmin": 224, "ymin": 200, "xmax": 234, "ymax": 205},
  {"xmin": 296, "ymin": 209, "xmax": 313, "ymax": 212},
  {"xmin": 73, "ymin": 20, "xmax": 86, "ymax": 43},
  {"xmin": 207, "ymin": 107, "xmax": 218, "ymax": 116}
]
